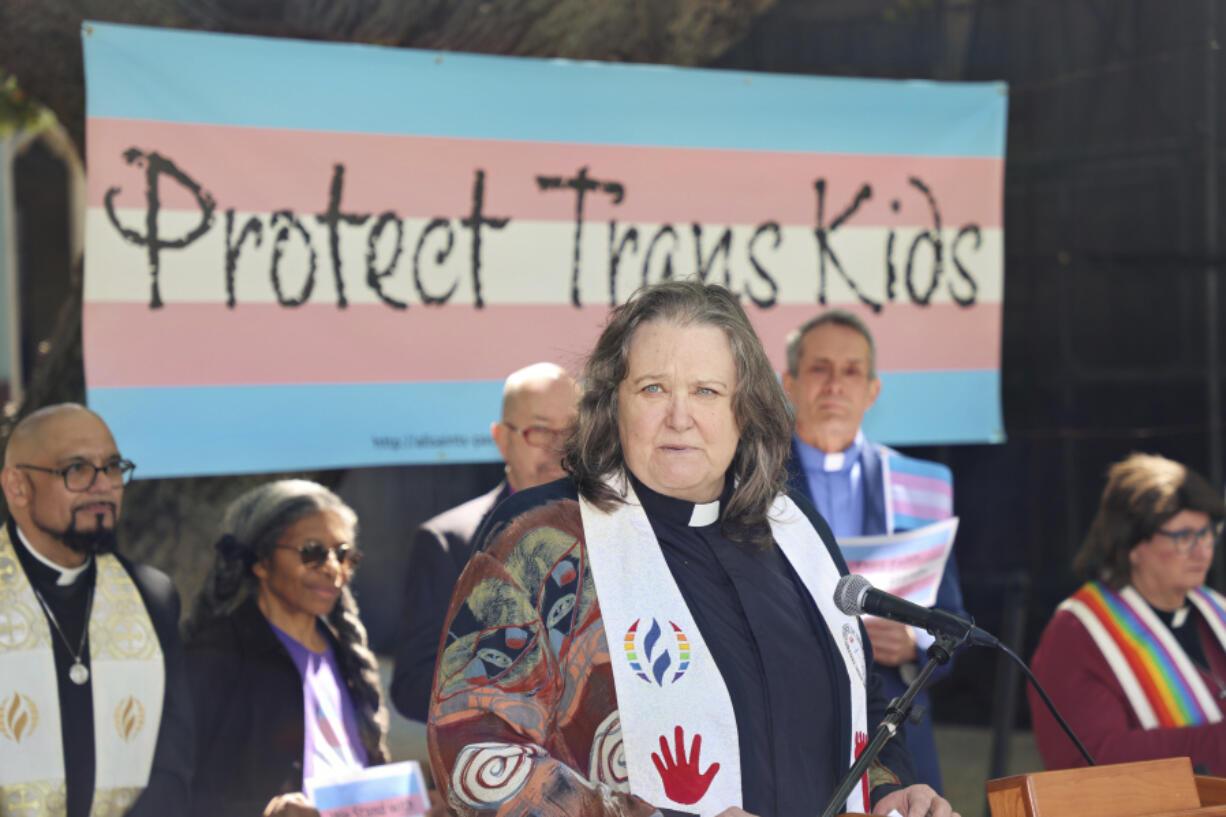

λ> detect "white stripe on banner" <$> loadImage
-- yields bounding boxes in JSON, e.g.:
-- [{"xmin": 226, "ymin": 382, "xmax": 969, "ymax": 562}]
[{"xmin": 86, "ymin": 208, "xmax": 1004, "ymax": 307}]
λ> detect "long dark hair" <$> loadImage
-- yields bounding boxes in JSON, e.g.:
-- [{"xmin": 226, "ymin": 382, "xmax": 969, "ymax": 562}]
[
  {"xmin": 185, "ymin": 479, "xmax": 389, "ymax": 763},
  {"xmin": 1074, "ymin": 453, "xmax": 1225, "ymax": 588},
  {"xmin": 563, "ymin": 280, "xmax": 794, "ymax": 547}
]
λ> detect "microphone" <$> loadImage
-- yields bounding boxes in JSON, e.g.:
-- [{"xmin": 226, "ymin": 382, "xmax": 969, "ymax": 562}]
[
  {"xmin": 834, "ymin": 574, "xmax": 999, "ymax": 648},
  {"xmin": 830, "ymin": 573, "xmax": 1097, "ymax": 773}
]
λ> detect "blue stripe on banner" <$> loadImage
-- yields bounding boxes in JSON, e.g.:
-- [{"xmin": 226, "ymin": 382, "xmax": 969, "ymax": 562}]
[
  {"xmin": 888, "ymin": 454, "xmax": 953, "ymax": 483},
  {"xmin": 312, "ymin": 774, "xmax": 417, "ymax": 811},
  {"xmin": 89, "ymin": 369, "xmax": 1002, "ymax": 479},
  {"xmin": 87, "ymin": 381, "xmax": 508, "ymax": 479},
  {"xmin": 862, "ymin": 369, "xmax": 1004, "ymax": 447},
  {"xmin": 82, "ymin": 21, "xmax": 1007, "ymax": 157}
]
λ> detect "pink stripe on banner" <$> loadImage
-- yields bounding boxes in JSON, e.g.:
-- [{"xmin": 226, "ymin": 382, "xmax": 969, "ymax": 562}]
[
  {"xmin": 756, "ymin": 303, "xmax": 1000, "ymax": 375},
  {"xmin": 890, "ymin": 470, "xmax": 954, "ymax": 499},
  {"xmin": 83, "ymin": 301, "xmax": 1001, "ymax": 388},
  {"xmin": 88, "ymin": 118, "xmax": 1004, "ymax": 228}
]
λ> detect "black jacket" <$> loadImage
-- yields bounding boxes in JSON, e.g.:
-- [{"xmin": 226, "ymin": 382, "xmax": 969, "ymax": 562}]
[
  {"xmin": 390, "ymin": 480, "xmax": 508, "ymax": 721},
  {"xmin": 184, "ymin": 596, "xmax": 376, "ymax": 817}
]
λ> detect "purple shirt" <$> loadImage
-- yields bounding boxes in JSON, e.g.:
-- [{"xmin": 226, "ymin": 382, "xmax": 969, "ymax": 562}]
[{"xmin": 270, "ymin": 622, "xmax": 369, "ymax": 779}]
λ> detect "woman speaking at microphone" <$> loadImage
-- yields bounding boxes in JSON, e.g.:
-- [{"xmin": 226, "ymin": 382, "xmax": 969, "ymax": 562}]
[{"xmin": 427, "ymin": 281, "xmax": 958, "ymax": 817}]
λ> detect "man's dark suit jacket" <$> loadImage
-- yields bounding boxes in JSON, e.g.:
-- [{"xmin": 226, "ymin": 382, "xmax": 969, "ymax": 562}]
[{"xmin": 390, "ymin": 480, "xmax": 509, "ymax": 721}]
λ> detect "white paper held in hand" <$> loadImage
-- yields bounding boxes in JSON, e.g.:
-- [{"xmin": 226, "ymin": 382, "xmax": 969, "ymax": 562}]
[{"xmin": 304, "ymin": 760, "xmax": 429, "ymax": 817}]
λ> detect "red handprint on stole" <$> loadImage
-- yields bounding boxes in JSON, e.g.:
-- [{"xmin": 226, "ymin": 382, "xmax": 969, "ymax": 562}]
[
  {"xmin": 651, "ymin": 725, "xmax": 720, "ymax": 805},
  {"xmin": 855, "ymin": 730, "xmax": 870, "ymax": 807}
]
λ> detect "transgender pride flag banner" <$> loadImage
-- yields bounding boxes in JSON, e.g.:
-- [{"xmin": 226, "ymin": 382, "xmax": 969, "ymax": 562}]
[{"xmin": 82, "ymin": 22, "xmax": 1007, "ymax": 478}]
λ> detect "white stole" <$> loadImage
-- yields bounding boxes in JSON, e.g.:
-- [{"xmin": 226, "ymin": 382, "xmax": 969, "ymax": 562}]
[
  {"xmin": 0, "ymin": 527, "xmax": 164, "ymax": 817},
  {"xmin": 581, "ymin": 479, "xmax": 868, "ymax": 816}
]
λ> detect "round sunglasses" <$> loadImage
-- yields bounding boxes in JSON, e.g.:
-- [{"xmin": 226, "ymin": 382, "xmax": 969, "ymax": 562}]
[{"xmin": 273, "ymin": 541, "xmax": 362, "ymax": 570}]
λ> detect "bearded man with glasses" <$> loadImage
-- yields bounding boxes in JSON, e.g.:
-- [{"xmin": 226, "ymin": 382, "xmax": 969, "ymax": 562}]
[
  {"xmin": 0, "ymin": 403, "xmax": 192, "ymax": 817},
  {"xmin": 1031, "ymin": 452, "xmax": 1226, "ymax": 774},
  {"xmin": 390, "ymin": 362, "xmax": 580, "ymax": 722}
]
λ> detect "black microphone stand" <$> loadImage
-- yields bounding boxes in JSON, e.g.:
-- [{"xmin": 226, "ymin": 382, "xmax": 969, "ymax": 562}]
[{"xmin": 819, "ymin": 631, "xmax": 966, "ymax": 817}]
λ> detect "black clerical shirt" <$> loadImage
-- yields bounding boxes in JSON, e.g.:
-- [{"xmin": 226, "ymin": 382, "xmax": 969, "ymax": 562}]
[{"xmin": 631, "ymin": 474, "xmax": 847, "ymax": 817}]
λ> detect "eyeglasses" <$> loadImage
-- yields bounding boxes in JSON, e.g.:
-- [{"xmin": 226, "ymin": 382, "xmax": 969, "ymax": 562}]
[
  {"xmin": 502, "ymin": 421, "xmax": 571, "ymax": 451},
  {"xmin": 274, "ymin": 541, "xmax": 362, "ymax": 570},
  {"xmin": 16, "ymin": 459, "xmax": 136, "ymax": 492},
  {"xmin": 1154, "ymin": 521, "xmax": 1225, "ymax": 554}
]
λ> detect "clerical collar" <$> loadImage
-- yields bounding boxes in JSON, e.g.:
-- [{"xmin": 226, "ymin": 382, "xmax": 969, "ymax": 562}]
[
  {"xmin": 1149, "ymin": 602, "xmax": 1192, "ymax": 629},
  {"xmin": 628, "ymin": 471, "xmax": 731, "ymax": 527},
  {"xmin": 14, "ymin": 524, "xmax": 91, "ymax": 587},
  {"xmin": 795, "ymin": 430, "xmax": 864, "ymax": 474}
]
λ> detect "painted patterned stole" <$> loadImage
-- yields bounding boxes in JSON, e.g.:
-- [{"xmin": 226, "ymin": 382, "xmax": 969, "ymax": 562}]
[
  {"xmin": 881, "ymin": 449, "xmax": 953, "ymax": 532},
  {"xmin": 1061, "ymin": 581, "xmax": 1226, "ymax": 728},
  {"xmin": 0, "ymin": 527, "xmax": 165, "ymax": 817}
]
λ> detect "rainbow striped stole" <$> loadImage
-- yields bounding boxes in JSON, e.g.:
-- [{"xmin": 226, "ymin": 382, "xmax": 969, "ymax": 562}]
[{"xmin": 1061, "ymin": 582, "xmax": 1226, "ymax": 728}]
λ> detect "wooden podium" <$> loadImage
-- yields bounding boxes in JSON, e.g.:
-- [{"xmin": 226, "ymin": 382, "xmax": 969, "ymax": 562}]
[{"xmin": 986, "ymin": 758, "xmax": 1226, "ymax": 817}]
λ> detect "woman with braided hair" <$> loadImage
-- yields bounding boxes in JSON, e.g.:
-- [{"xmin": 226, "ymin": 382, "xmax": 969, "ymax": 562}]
[{"xmin": 184, "ymin": 479, "xmax": 389, "ymax": 817}]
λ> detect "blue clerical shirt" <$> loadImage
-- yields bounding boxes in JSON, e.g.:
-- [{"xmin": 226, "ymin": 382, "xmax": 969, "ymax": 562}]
[{"xmin": 793, "ymin": 431, "xmax": 867, "ymax": 538}]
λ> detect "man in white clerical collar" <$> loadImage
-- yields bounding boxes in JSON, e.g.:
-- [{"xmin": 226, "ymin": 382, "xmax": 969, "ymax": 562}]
[
  {"xmin": 0, "ymin": 403, "xmax": 192, "ymax": 817},
  {"xmin": 783, "ymin": 311, "xmax": 967, "ymax": 794}
]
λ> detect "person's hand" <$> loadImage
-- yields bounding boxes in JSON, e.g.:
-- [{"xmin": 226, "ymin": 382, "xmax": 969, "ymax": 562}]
[
  {"xmin": 714, "ymin": 809, "xmax": 761, "ymax": 817},
  {"xmin": 426, "ymin": 787, "xmax": 452, "ymax": 817},
  {"xmin": 262, "ymin": 793, "xmax": 319, "ymax": 817},
  {"xmin": 872, "ymin": 784, "xmax": 959, "ymax": 817},
  {"xmin": 864, "ymin": 618, "xmax": 918, "ymax": 666}
]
